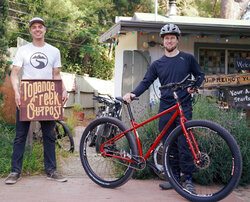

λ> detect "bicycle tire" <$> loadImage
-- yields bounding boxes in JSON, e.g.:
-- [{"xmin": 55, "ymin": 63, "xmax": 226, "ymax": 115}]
[
  {"xmin": 55, "ymin": 120, "xmax": 75, "ymax": 153},
  {"xmin": 162, "ymin": 120, "xmax": 242, "ymax": 202},
  {"xmin": 80, "ymin": 117, "xmax": 137, "ymax": 188}
]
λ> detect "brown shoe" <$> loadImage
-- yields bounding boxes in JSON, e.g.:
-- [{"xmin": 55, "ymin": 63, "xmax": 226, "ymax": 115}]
[
  {"xmin": 47, "ymin": 171, "xmax": 67, "ymax": 182},
  {"xmin": 5, "ymin": 172, "xmax": 21, "ymax": 184}
]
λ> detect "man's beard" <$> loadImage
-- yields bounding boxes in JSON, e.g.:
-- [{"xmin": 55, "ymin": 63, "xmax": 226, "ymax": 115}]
[{"xmin": 165, "ymin": 45, "xmax": 177, "ymax": 52}]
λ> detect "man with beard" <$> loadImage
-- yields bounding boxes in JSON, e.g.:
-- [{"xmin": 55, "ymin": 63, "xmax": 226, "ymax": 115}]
[{"xmin": 123, "ymin": 24, "xmax": 204, "ymax": 193}]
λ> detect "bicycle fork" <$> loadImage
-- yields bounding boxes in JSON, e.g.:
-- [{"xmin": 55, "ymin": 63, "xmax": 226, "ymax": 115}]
[{"xmin": 180, "ymin": 118, "xmax": 201, "ymax": 164}]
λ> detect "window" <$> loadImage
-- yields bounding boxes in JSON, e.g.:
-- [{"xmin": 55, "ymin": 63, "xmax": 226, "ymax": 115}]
[
  {"xmin": 197, "ymin": 46, "xmax": 250, "ymax": 75},
  {"xmin": 199, "ymin": 49, "xmax": 225, "ymax": 75},
  {"xmin": 227, "ymin": 50, "xmax": 250, "ymax": 74}
]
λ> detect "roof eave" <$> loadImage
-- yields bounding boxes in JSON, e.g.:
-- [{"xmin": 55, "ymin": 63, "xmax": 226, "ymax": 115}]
[{"xmin": 100, "ymin": 19, "xmax": 250, "ymax": 42}]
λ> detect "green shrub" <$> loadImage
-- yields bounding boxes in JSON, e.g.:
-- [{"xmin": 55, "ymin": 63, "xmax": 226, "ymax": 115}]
[
  {"xmin": 65, "ymin": 113, "xmax": 79, "ymax": 136},
  {"xmin": 193, "ymin": 95, "xmax": 250, "ymax": 186},
  {"xmin": 73, "ymin": 103, "xmax": 83, "ymax": 112}
]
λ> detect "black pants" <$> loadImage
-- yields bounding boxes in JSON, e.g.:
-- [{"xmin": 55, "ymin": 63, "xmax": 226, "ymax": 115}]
[
  {"xmin": 159, "ymin": 101, "xmax": 195, "ymax": 174},
  {"xmin": 11, "ymin": 109, "xmax": 56, "ymax": 174}
]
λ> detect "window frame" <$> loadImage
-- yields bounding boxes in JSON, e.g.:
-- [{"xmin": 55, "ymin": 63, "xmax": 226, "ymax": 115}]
[{"xmin": 194, "ymin": 43, "xmax": 250, "ymax": 75}]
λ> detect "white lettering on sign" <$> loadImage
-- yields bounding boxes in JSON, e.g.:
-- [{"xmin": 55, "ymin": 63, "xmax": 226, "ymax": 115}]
[
  {"xmin": 236, "ymin": 61, "xmax": 249, "ymax": 68},
  {"xmin": 229, "ymin": 90, "xmax": 243, "ymax": 96},
  {"xmin": 234, "ymin": 96, "xmax": 250, "ymax": 103}
]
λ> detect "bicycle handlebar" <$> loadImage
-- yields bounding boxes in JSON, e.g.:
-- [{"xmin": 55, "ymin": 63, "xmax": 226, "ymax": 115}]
[
  {"xmin": 93, "ymin": 95, "xmax": 121, "ymax": 106},
  {"xmin": 115, "ymin": 96, "xmax": 139, "ymax": 104},
  {"xmin": 159, "ymin": 74, "xmax": 201, "ymax": 92}
]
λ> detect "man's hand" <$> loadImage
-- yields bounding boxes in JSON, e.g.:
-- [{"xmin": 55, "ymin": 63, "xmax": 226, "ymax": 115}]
[
  {"xmin": 123, "ymin": 93, "xmax": 136, "ymax": 103},
  {"xmin": 187, "ymin": 87, "xmax": 196, "ymax": 94},
  {"xmin": 15, "ymin": 92, "xmax": 21, "ymax": 110},
  {"xmin": 62, "ymin": 89, "xmax": 68, "ymax": 106}
]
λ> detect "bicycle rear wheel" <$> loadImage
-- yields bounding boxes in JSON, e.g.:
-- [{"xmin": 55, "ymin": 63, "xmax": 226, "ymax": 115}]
[
  {"xmin": 163, "ymin": 120, "xmax": 242, "ymax": 202},
  {"xmin": 80, "ymin": 117, "xmax": 137, "ymax": 188},
  {"xmin": 55, "ymin": 120, "xmax": 74, "ymax": 152}
]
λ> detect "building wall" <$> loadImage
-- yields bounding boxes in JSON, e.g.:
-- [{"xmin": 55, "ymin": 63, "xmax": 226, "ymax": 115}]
[
  {"xmin": 114, "ymin": 32, "xmax": 138, "ymax": 96},
  {"xmin": 128, "ymin": 32, "xmax": 250, "ymax": 102}
]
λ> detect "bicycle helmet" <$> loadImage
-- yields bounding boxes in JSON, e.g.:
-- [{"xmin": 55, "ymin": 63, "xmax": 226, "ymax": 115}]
[{"xmin": 160, "ymin": 24, "xmax": 181, "ymax": 38}]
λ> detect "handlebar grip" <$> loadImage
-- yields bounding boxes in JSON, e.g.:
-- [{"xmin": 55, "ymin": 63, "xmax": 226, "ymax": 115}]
[
  {"xmin": 159, "ymin": 83, "xmax": 175, "ymax": 90},
  {"xmin": 115, "ymin": 96, "xmax": 139, "ymax": 104}
]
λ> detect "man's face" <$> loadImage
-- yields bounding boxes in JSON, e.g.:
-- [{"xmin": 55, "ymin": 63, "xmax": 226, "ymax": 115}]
[
  {"xmin": 29, "ymin": 22, "xmax": 46, "ymax": 40},
  {"xmin": 162, "ymin": 34, "xmax": 179, "ymax": 52}
]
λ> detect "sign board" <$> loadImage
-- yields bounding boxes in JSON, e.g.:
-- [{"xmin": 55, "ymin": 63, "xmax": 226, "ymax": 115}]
[
  {"xmin": 220, "ymin": 85, "xmax": 250, "ymax": 110},
  {"xmin": 20, "ymin": 80, "xmax": 63, "ymax": 121},
  {"xmin": 235, "ymin": 59, "xmax": 250, "ymax": 71},
  {"xmin": 203, "ymin": 73, "xmax": 250, "ymax": 87}
]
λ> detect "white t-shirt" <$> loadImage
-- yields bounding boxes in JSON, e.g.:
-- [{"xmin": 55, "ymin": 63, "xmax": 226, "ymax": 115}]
[{"xmin": 13, "ymin": 43, "xmax": 62, "ymax": 79}]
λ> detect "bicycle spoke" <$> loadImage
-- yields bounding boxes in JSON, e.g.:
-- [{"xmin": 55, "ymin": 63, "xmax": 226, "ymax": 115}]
[
  {"xmin": 164, "ymin": 120, "xmax": 242, "ymax": 201},
  {"xmin": 80, "ymin": 118, "xmax": 137, "ymax": 188}
]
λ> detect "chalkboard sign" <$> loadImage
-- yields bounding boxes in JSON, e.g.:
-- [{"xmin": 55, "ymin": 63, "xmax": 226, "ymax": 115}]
[
  {"xmin": 225, "ymin": 85, "xmax": 250, "ymax": 109},
  {"xmin": 20, "ymin": 80, "xmax": 63, "ymax": 121},
  {"xmin": 235, "ymin": 59, "xmax": 250, "ymax": 71}
]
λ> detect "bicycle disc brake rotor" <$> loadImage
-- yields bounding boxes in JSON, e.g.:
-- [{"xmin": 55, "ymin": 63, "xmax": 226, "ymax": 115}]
[{"xmin": 194, "ymin": 152, "xmax": 210, "ymax": 169}]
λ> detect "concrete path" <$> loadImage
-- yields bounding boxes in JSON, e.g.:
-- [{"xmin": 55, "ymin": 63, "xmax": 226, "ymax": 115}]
[
  {"xmin": 0, "ymin": 176, "xmax": 248, "ymax": 202},
  {"xmin": 0, "ymin": 126, "xmax": 248, "ymax": 202}
]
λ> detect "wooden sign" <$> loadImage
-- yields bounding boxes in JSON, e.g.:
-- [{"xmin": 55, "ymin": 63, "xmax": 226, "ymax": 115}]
[
  {"xmin": 221, "ymin": 85, "xmax": 250, "ymax": 110},
  {"xmin": 203, "ymin": 73, "xmax": 250, "ymax": 87},
  {"xmin": 235, "ymin": 59, "xmax": 250, "ymax": 71},
  {"xmin": 20, "ymin": 80, "xmax": 63, "ymax": 121}
]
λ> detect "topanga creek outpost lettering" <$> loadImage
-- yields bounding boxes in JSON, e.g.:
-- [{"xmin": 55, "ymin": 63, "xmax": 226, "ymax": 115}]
[{"xmin": 20, "ymin": 80, "xmax": 63, "ymax": 121}]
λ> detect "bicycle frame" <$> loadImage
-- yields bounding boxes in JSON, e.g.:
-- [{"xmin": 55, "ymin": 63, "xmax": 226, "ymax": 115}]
[{"xmin": 100, "ymin": 92, "xmax": 201, "ymax": 165}]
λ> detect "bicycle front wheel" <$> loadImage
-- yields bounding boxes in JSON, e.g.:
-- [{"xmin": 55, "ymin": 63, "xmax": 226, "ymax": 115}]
[
  {"xmin": 163, "ymin": 120, "xmax": 242, "ymax": 202},
  {"xmin": 55, "ymin": 120, "xmax": 74, "ymax": 152},
  {"xmin": 80, "ymin": 117, "xmax": 137, "ymax": 188}
]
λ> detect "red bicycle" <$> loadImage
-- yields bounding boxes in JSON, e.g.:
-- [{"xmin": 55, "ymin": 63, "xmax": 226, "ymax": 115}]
[{"xmin": 80, "ymin": 75, "xmax": 242, "ymax": 201}]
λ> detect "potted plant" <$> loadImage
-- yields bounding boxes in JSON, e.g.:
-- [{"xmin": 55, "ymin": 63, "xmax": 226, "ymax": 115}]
[{"xmin": 73, "ymin": 103, "xmax": 84, "ymax": 121}]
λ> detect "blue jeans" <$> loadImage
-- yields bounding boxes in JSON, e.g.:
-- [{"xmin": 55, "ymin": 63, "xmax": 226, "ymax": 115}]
[{"xmin": 11, "ymin": 109, "xmax": 56, "ymax": 174}]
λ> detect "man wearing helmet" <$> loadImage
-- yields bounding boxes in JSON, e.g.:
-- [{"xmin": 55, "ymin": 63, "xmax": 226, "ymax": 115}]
[{"xmin": 123, "ymin": 23, "xmax": 204, "ymax": 193}]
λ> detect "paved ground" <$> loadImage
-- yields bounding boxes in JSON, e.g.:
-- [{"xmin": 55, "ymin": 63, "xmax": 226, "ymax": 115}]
[{"xmin": 1, "ymin": 126, "xmax": 249, "ymax": 202}]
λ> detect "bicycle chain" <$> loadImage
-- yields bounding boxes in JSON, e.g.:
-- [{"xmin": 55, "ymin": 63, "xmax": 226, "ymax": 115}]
[{"xmin": 103, "ymin": 149, "xmax": 147, "ymax": 171}]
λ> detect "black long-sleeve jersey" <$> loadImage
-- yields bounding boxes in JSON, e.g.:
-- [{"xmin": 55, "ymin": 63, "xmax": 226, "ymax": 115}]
[{"xmin": 132, "ymin": 51, "xmax": 205, "ymax": 105}]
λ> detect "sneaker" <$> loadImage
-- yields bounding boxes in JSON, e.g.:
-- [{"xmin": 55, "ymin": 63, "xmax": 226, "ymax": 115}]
[
  {"xmin": 159, "ymin": 181, "xmax": 173, "ymax": 190},
  {"xmin": 5, "ymin": 172, "xmax": 21, "ymax": 184},
  {"xmin": 185, "ymin": 179, "xmax": 196, "ymax": 194},
  {"xmin": 47, "ymin": 171, "xmax": 67, "ymax": 182}
]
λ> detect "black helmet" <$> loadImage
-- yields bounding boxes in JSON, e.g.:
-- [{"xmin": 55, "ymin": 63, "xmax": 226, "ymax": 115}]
[{"xmin": 160, "ymin": 24, "xmax": 181, "ymax": 38}]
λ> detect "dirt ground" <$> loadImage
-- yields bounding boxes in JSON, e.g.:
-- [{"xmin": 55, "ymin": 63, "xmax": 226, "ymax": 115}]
[{"xmin": 1, "ymin": 122, "xmax": 249, "ymax": 202}]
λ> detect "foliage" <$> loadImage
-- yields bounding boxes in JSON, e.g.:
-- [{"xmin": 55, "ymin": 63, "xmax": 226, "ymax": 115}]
[
  {"xmin": 73, "ymin": 103, "xmax": 83, "ymax": 112},
  {"xmin": 7, "ymin": 0, "xmax": 116, "ymax": 80},
  {"xmin": 0, "ymin": 0, "xmax": 9, "ymax": 86},
  {"xmin": 193, "ymin": 95, "xmax": 250, "ymax": 185},
  {"xmin": 157, "ymin": 0, "xmax": 221, "ymax": 18},
  {"xmin": 65, "ymin": 113, "xmax": 79, "ymax": 135}
]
